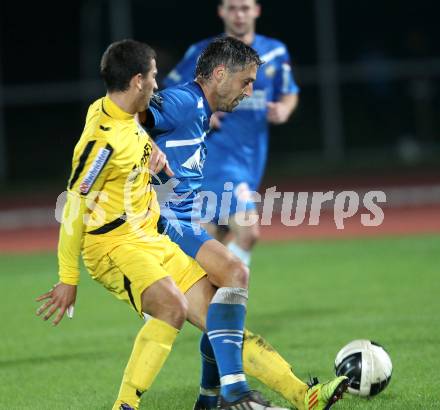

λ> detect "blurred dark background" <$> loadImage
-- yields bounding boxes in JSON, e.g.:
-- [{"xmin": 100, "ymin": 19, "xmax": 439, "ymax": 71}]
[{"xmin": 0, "ymin": 0, "xmax": 439, "ymax": 190}]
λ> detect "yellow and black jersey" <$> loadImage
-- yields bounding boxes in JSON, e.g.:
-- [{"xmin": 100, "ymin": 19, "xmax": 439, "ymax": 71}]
[{"xmin": 58, "ymin": 96, "xmax": 159, "ymax": 285}]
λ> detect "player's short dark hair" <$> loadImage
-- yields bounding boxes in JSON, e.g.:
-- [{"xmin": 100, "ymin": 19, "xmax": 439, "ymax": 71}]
[
  {"xmin": 100, "ymin": 39, "xmax": 156, "ymax": 92},
  {"xmin": 195, "ymin": 36, "xmax": 263, "ymax": 81}
]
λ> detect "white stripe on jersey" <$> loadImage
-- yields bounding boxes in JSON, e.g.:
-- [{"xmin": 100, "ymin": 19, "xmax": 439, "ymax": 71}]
[
  {"xmin": 260, "ymin": 46, "xmax": 286, "ymax": 64},
  {"xmin": 167, "ymin": 69, "xmax": 182, "ymax": 83},
  {"xmin": 165, "ymin": 132, "xmax": 206, "ymax": 148},
  {"xmin": 282, "ymin": 63, "xmax": 292, "ymax": 94}
]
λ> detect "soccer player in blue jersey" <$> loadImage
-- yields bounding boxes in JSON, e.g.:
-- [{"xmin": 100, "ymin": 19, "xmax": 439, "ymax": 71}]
[
  {"xmin": 144, "ymin": 37, "xmax": 348, "ymax": 410},
  {"xmin": 163, "ymin": 0, "xmax": 299, "ymax": 267}
]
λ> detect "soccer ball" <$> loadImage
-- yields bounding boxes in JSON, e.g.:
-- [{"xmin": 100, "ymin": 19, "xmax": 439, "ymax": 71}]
[{"xmin": 334, "ymin": 339, "xmax": 392, "ymax": 397}]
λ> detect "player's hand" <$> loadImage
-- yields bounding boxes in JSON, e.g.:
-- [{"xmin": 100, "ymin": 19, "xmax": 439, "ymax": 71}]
[
  {"xmin": 267, "ymin": 102, "xmax": 290, "ymax": 124},
  {"xmin": 36, "ymin": 282, "xmax": 77, "ymax": 326},
  {"xmin": 209, "ymin": 112, "xmax": 225, "ymax": 130},
  {"xmin": 150, "ymin": 142, "xmax": 174, "ymax": 177}
]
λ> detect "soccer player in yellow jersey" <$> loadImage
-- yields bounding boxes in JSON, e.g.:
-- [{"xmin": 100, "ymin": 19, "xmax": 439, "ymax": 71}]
[{"xmin": 35, "ymin": 39, "xmax": 210, "ymax": 410}]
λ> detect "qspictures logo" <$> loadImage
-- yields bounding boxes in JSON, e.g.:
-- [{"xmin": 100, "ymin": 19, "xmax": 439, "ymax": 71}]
[{"xmin": 55, "ymin": 168, "xmax": 387, "ymax": 241}]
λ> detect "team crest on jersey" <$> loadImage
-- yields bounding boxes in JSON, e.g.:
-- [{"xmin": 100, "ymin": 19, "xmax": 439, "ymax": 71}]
[
  {"xmin": 265, "ymin": 64, "xmax": 276, "ymax": 78},
  {"xmin": 79, "ymin": 147, "xmax": 111, "ymax": 194}
]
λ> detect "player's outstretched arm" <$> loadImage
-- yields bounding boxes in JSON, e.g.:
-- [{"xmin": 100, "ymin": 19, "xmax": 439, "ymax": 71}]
[
  {"xmin": 36, "ymin": 282, "xmax": 77, "ymax": 326},
  {"xmin": 36, "ymin": 190, "xmax": 88, "ymax": 326}
]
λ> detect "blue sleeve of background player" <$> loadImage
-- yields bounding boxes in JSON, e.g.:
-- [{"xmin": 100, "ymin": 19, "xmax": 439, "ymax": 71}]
[
  {"xmin": 273, "ymin": 46, "xmax": 300, "ymax": 100},
  {"xmin": 163, "ymin": 44, "xmax": 201, "ymax": 88}
]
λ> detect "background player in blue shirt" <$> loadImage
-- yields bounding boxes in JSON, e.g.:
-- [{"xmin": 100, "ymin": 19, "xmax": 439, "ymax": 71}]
[
  {"xmin": 146, "ymin": 37, "xmax": 348, "ymax": 410},
  {"xmin": 163, "ymin": 0, "xmax": 299, "ymax": 267}
]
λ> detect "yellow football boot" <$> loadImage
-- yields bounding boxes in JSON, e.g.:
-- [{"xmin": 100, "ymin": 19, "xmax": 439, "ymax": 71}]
[{"xmin": 304, "ymin": 376, "xmax": 349, "ymax": 410}]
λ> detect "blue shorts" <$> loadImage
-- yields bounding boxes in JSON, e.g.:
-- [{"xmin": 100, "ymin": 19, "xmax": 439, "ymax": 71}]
[
  {"xmin": 157, "ymin": 215, "xmax": 212, "ymax": 259},
  {"xmin": 201, "ymin": 180, "xmax": 258, "ymax": 225}
]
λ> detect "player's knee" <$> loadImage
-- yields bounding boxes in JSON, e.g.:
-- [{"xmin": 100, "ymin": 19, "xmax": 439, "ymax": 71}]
[
  {"xmin": 224, "ymin": 256, "xmax": 249, "ymax": 288},
  {"xmin": 143, "ymin": 286, "xmax": 188, "ymax": 329},
  {"xmin": 167, "ymin": 294, "xmax": 188, "ymax": 328}
]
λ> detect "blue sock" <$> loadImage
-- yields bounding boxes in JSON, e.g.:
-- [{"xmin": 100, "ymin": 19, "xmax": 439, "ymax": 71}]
[
  {"xmin": 197, "ymin": 333, "xmax": 220, "ymax": 408},
  {"xmin": 206, "ymin": 287, "xmax": 250, "ymax": 402}
]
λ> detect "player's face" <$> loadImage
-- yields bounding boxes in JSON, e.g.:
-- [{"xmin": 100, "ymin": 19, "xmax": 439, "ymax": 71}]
[
  {"xmin": 141, "ymin": 58, "xmax": 158, "ymax": 110},
  {"xmin": 219, "ymin": 0, "xmax": 260, "ymax": 38},
  {"xmin": 216, "ymin": 63, "xmax": 257, "ymax": 112}
]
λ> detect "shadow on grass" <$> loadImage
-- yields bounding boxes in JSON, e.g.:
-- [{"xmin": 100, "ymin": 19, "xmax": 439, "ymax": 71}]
[
  {"xmin": 250, "ymin": 306, "xmax": 347, "ymax": 326},
  {"xmin": 0, "ymin": 350, "xmax": 110, "ymax": 367}
]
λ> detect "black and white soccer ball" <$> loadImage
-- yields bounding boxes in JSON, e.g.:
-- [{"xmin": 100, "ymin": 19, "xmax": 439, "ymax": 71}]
[{"xmin": 334, "ymin": 339, "xmax": 392, "ymax": 397}]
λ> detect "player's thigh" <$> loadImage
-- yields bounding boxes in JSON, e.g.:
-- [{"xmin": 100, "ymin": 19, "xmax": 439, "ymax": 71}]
[
  {"xmin": 84, "ymin": 242, "xmax": 169, "ymax": 316},
  {"xmin": 160, "ymin": 215, "xmax": 212, "ymax": 259},
  {"xmin": 184, "ymin": 276, "xmax": 216, "ymax": 331},
  {"xmin": 162, "ymin": 235, "xmax": 207, "ymax": 294}
]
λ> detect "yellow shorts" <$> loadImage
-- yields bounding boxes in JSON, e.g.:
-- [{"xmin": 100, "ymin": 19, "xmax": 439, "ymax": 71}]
[{"xmin": 82, "ymin": 231, "xmax": 206, "ymax": 315}]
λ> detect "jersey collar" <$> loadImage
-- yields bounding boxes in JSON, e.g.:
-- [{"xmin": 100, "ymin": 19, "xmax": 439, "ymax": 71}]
[
  {"xmin": 102, "ymin": 96, "xmax": 134, "ymax": 121},
  {"xmin": 191, "ymin": 81, "xmax": 213, "ymax": 118}
]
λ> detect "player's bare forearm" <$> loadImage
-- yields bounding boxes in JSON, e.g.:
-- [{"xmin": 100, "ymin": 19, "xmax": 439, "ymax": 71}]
[
  {"xmin": 267, "ymin": 94, "xmax": 299, "ymax": 124},
  {"xmin": 279, "ymin": 93, "xmax": 299, "ymax": 116}
]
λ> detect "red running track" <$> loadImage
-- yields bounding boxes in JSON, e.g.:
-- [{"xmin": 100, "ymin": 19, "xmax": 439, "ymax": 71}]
[{"xmin": 1, "ymin": 205, "xmax": 439, "ymax": 253}]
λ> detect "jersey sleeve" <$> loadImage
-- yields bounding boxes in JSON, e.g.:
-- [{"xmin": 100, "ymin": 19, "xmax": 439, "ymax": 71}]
[
  {"xmin": 58, "ymin": 137, "xmax": 114, "ymax": 285},
  {"xmin": 273, "ymin": 46, "xmax": 300, "ymax": 99},
  {"xmin": 163, "ymin": 44, "xmax": 200, "ymax": 88},
  {"xmin": 147, "ymin": 90, "xmax": 190, "ymax": 134}
]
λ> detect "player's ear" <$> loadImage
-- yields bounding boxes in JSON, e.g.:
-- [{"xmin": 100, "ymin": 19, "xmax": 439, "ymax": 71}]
[
  {"xmin": 218, "ymin": 2, "xmax": 225, "ymax": 19},
  {"xmin": 132, "ymin": 73, "xmax": 144, "ymax": 91},
  {"xmin": 254, "ymin": 3, "xmax": 261, "ymax": 19},
  {"xmin": 213, "ymin": 65, "xmax": 226, "ymax": 82}
]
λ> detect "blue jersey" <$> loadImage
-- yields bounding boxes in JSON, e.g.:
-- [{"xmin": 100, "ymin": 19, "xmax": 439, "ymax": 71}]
[
  {"xmin": 147, "ymin": 81, "xmax": 214, "ymax": 257},
  {"xmin": 164, "ymin": 34, "xmax": 299, "ymax": 192},
  {"xmin": 149, "ymin": 81, "xmax": 212, "ymax": 195},
  {"xmin": 147, "ymin": 81, "xmax": 212, "ymax": 225}
]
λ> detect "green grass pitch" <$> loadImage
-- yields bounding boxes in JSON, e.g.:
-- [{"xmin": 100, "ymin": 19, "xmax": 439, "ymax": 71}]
[{"xmin": 1, "ymin": 234, "xmax": 439, "ymax": 409}]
